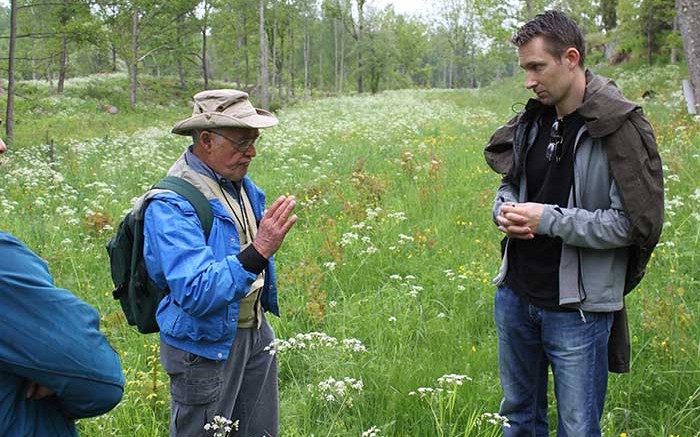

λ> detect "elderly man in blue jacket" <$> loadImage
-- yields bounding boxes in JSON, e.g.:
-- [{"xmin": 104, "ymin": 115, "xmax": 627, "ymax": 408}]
[
  {"xmin": 0, "ymin": 132, "xmax": 124, "ymax": 436},
  {"xmin": 143, "ymin": 90, "xmax": 297, "ymax": 437}
]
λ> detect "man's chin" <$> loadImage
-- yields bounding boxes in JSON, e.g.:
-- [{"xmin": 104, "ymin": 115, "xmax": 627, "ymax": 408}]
[
  {"xmin": 230, "ymin": 170, "xmax": 248, "ymax": 182},
  {"xmin": 535, "ymin": 94, "xmax": 549, "ymax": 104}
]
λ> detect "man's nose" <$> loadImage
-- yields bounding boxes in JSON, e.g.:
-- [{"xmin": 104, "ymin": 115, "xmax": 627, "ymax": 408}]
[
  {"xmin": 525, "ymin": 76, "xmax": 537, "ymax": 90},
  {"xmin": 245, "ymin": 144, "xmax": 257, "ymax": 157}
]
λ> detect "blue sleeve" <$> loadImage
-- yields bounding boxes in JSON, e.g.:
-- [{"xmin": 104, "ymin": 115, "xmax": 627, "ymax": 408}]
[
  {"xmin": 143, "ymin": 195, "xmax": 257, "ymax": 317},
  {"xmin": 0, "ymin": 232, "xmax": 124, "ymax": 419}
]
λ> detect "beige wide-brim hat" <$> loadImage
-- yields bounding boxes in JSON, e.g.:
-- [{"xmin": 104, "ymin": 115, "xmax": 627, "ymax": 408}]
[{"xmin": 171, "ymin": 89, "xmax": 278, "ymax": 135}]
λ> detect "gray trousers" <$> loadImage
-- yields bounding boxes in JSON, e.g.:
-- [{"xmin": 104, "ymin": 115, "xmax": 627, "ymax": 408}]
[{"xmin": 160, "ymin": 316, "xmax": 278, "ymax": 437}]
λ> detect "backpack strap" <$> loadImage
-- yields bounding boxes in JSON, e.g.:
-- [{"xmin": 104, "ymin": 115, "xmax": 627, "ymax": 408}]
[{"xmin": 153, "ymin": 176, "xmax": 214, "ymax": 239}]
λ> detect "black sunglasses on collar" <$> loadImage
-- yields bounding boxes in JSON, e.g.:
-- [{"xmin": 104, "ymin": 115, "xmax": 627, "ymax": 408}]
[{"xmin": 546, "ymin": 119, "xmax": 563, "ymax": 163}]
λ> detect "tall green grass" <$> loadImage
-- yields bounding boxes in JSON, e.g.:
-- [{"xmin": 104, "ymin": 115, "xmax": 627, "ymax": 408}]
[{"xmin": 1, "ymin": 64, "xmax": 698, "ymax": 436}]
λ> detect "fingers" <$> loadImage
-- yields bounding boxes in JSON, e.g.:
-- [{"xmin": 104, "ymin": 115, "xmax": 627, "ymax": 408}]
[
  {"xmin": 498, "ymin": 224, "xmax": 534, "ymax": 237},
  {"xmin": 499, "ymin": 202, "xmax": 542, "ymax": 237},
  {"xmin": 25, "ymin": 381, "xmax": 37, "ymax": 399},
  {"xmin": 253, "ymin": 196, "xmax": 298, "ymax": 258},
  {"xmin": 33, "ymin": 385, "xmax": 54, "ymax": 400},
  {"xmin": 264, "ymin": 195, "xmax": 287, "ymax": 218},
  {"xmin": 497, "ymin": 212, "xmax": 530, "ymax": 230},
  {"xmin": 497, "ymin": 208, "xmax": 533, "ymax": 238},
  {"xmin": 263, "ymin": 196, "xmax": 296, "ymax": 224},
  {"xmin": 274, "ymin": 196, "xmax": 297, "ymax": 223},
  {"xmin": 25, "ymin": 382, "xmax": 54, "ymax": 400},
  {"xmin": 280, "ymin": 212, "xmax": 298, "ymax": 234},
  {"xmin": 509, "ymin": 232, "xmax": 535, "ymax": 240}
]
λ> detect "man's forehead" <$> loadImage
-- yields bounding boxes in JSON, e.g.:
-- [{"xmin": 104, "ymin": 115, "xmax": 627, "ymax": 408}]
[
  {"xmin": 220, "ymin": 127, "xmax": 259, "ymax": 137},
  {"xmin": 518, "ymin": 38, "xmax": 557, "ymax": 65}
]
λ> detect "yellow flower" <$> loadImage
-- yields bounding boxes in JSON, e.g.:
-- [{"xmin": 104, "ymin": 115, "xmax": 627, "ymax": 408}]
[{"xmin": 619, "ymin": 433, "xmax": 627, "ymax": 437}]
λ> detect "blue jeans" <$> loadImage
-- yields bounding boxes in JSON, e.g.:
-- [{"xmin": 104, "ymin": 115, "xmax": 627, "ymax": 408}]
[{"xmin": 494, "ymin": 285, "xmax": 613, "ymax": 437}]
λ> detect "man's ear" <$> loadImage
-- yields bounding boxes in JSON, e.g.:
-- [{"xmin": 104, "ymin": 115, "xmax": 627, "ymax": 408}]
[
  {"xmin": 563, "ymin": 47, "xmax": 581, "ymax": 70},
  {"xmin": 199, "ymin": 131, "xmax": 214, "ymax": 150}
]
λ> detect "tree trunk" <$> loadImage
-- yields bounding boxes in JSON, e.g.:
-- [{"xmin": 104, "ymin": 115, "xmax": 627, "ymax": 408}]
[
  {"xmin": 677, "ymin": 0, "xmax": 700, "ymax": 108},
  {"xmin": 357, "ymin": 0, "xmax": 364, "ymax": 93},
  {"xmin": 449, "ymin": 57, "xmax": 454, "ymax": 88},
  {"xmin": 244, "ymin": 16, "xmax": 250, "ymax": 87},
  {"xmin": 339, "ymin": 22, "xmax": 344, "ymax": 93},
  {"xmin": 304, "ymin": 18, "xmax": 310, "ymax": 96},
  {"xmin": 601, "ymin": 0, "xmax": 618, "ymax": 31},
  {"xmin": 334, "ymin": 18, "xmax": 339, "ymax": 93},
  {"xmin": 111, "ymin": 43, "xmax": 117, "ymax": 72},
  {"xmin": 57, "ymin": 35, "xmax": 68, "ymax": 95},
  {"xmin": 130, "ymin": 9, "xmax": 139, "ymax": 108},
  {"xmin": 289, "ymin": 24, "xmax": 295, "ymax": 96},
  {"xmin": 671, "ymin": 13, "xmax": 678, "ymax": 65},
  {"xmin": 32, "ymin": 50, "xmax": 37, "ymax": 81},
  {"xmin": 237, "ymin": 31, "xmax": 244, "ymax": 89},
  {"xmin": 443, "ymin": 59, "xmax": 447, "ymax": 88},
  {"xmin": 201, "ymin": 0, "xmax": 210, "ymax": 90},
  {"xmin": 318, "ymin": 21, "xmax": 323, "ymax": 90},
  {"xmin": 272, "ymin": 18, "xmax": 277, "ymax": 92},
  {"xmin": 202, "ymin": 28, "xmax": 209, "ymax": 89},
  {"xmin": 177, "ymin": 16, "xmax": 187, "ymax": 91},
  {"xmin": 258, "ymin": 0, "xmax": 270, "ymax": 109},
  {"xmin": 526, "ymin": 0, "xmax": 534, "ymax": 20},
  {"xmin": 57, "ymin": 6, "xmax": 69, "ymax": 95},
  {"xmin": 5, "ymin": 0, "xmax": 17, "ymax": 144},
  {"xmin": 46, "ymin": 59, "xmax": 54, "ymax": 94},
  {"xmin": 276, "ymin": 20, "xmax": 284, "ymax": 100}
]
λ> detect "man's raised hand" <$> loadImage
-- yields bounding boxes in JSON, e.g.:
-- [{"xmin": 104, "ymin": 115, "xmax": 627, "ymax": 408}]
[{"xmin": 253, "ymin": 196, "xmax": 298, "ymax": 259}]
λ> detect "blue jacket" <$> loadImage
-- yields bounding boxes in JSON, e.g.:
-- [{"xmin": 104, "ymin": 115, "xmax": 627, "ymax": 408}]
[
  {"xmin": 0, "ymin": 232, "xmax": 124, "ymax": 437},
  {"xmin": 143, "ymin": 153, "xmax": 278, "ymax": 361}
]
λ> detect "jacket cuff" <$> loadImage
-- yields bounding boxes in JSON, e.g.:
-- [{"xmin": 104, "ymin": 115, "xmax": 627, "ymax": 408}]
[
  {"xmin": 538, "ymin": 204, "xmax": 560, "ymax": 236},
  {"xmin": 237, "ymin": 245, "xmax": 268, "ymax": 274}
]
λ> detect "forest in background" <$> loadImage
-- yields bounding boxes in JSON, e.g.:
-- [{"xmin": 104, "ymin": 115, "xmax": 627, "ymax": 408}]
[
  {"xmin": 1, "ymin": 0, "xmax": 700, "ymax": 143},
  {"xmin": 2, "ymin": 1, "xmax": 700, "ymax": 436}
]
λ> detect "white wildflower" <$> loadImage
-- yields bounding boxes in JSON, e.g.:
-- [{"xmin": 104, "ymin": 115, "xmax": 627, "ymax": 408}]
[{"xmin": 361, "ymin": 425, "xmax": 383, "ymax": 437}]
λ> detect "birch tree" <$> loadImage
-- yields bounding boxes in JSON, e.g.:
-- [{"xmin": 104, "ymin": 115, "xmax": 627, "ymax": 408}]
[
  {"xmin": 259, "ymin": 0, "xmax": 270, "ymax": 109},
  {"xmin": 5, "ymin": 0, "xmax": 17, "ymax": 144},
  {"xmin": 677, "ymin": 0, "xmax": 700, "ymax": 109},
  {"xmin": 334, "ymin": 0, "xmax": 365, "ymax": 93}
]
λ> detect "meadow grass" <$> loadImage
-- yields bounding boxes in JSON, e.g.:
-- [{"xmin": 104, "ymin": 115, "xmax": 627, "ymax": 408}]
[{"xmin": 0, "ymin": 64, "xmax": 698, "ymax": 436}]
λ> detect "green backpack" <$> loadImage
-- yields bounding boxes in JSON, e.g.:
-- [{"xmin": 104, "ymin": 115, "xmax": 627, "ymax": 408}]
[{"xmin": 106, "ymin": 176, "xmax": 213, "ymax": 334}]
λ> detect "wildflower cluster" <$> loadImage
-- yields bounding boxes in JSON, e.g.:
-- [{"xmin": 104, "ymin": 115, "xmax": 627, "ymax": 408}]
[
  {"xmin": 309, "ymin": 376, "xmax": 364, "ymax": 407},
  {"xmin": 361, "ymin": 425, "xmax": 383, "ymax": 437},
  {"xmin": 476, "ymin": 412, "xmax": 511, "ymax": 429},
  {"xmin": 338, "ymin": 206, "xmax": 407, "ymax": 256},
  {"xmin": 203, "ymin": 415, "xmax": 238, "ymax": 437},
  {"xmin": 264, "ymin": 332, "xmax": 367, "ymax": 355},
  {"xmin": 437, "ymin": 373, "xmax": 472, "ymax": 388},
  {"xmin": 409, "ymin": 373, "xmax": 473, "ymax": 398},
  {"xmin": 389, "ymin": 274, "xmax": 424, "ymax": 298}
]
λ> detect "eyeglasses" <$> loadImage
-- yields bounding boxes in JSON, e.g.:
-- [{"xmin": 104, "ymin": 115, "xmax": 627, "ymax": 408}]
[
  {"xmin": 208, "ymin": 130, "xmax": 259, "ymax": 152},
  {"xmin": 545, "ymin": 119, "xmax": 563, "ymax": 162}
]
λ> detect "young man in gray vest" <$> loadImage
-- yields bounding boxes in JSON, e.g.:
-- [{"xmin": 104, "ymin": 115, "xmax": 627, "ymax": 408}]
[
  {"xmin": 143, "ymin": 90, "xmax": 297, "ymax": 436},
  {"xmin": 484, "ymin": 11, "xmax": 664, "ymax": 436}
]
